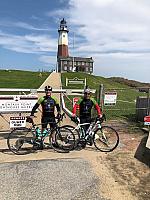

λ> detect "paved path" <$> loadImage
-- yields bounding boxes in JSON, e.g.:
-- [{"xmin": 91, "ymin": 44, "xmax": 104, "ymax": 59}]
[{"xmin": 0, "ymin": 158, "xmax": 105, "ymax": 200}]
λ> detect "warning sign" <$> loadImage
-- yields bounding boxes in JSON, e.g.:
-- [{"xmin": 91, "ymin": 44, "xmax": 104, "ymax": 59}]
[
  {"xmin": 144, "ymin": 116, "xmax": 150, "ymax": 125},
  {"xmin": 10, "ymin": 116, "xmax": 26, "ymax": 128},
  {"xmin": 104, "ymin": 92, "xmax": 117, "ymax": 106},
  {"xmin": 73, "ymin": 97, "xmax": 79, "ymax": 109}
]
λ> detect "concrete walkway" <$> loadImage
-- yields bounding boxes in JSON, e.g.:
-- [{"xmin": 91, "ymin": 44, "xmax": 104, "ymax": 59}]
[
  {"xmin": 39, "ymin": 71, "xmax": 61, "ymax": 90},
  {"xmin": 36, "ymin": 72, "xmax": 74, "ymax": 126}
]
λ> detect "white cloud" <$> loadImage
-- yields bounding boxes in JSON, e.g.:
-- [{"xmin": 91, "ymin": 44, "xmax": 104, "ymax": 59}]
[
  {"xmin": 66, "ymin": 0, "xmax": 150, "ymax": 81},
  {"xmin": 0, "ymin": 20, "xmax": 49, "ymax": 31},
  {"xmin": 0, "ymin": 31, "xmax": 57, "ymax": 54}
]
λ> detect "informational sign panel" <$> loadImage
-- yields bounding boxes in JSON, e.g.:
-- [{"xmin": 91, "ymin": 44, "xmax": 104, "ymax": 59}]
[
  {"xmin": 104, "ymin": 92, "xmax": 117, "ymax": 106},
  {"xmin": 73, "ymin": 97, "xmax": 79, "ymax": 109},
  {"xmin": 10, "ymin": 116, "xmax": 26, "ymax": 128},
  {"xmin": 0, "ymin": 95, "xmax": 38, "ymax": 112},
  {"xmin": 66, "ymin": 77, "xmax": 86, "ymax": 86}
]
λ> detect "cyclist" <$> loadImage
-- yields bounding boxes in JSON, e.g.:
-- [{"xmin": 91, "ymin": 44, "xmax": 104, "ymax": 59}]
[
  {"xmin": 30, "ymin": 85, "xmax": 61, "ymax": 146},
  {"xmin": 72, "ymin": 87, "xmax": 102, "ymax": 135}
]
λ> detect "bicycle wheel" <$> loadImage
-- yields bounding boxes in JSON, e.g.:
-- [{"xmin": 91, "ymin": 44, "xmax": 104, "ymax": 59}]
[
  {"xmin": 60, "ymin": 125, "xmax": 80, "ymax": 149},
  {"xmin": 50, "ymin": 126, "xmax": 75, "ymax": 152},
  {"xmin": 93, "ymin": 126, "xmax": 119, "ymax": 152},
  {"xmin": 7, "ymin": 128, "xmax": 35, "ymax": 155}
]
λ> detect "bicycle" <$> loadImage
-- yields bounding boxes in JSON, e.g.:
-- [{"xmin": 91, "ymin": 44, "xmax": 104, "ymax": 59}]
[
  {"xmin": 61, "ymin": 114, "xmax": 119, "ymax": 152},
  {"xmin": 7, "ymin": 113, "xmax": 75, "ymax": 155}
]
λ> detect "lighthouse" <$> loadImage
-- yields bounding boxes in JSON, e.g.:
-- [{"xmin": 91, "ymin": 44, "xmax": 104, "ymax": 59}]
[
  {"xmin": 57, "ymin": 18, "xmax": 69, "ymax": 58},
  {"xmin": 57, "ymin": 19, "xmax": 94, "ymax": 73}
]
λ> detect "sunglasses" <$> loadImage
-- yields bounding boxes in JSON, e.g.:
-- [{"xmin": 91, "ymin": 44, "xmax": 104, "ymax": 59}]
[{"xmin": 84, "ymin": 92, "xmax": 91, "ymax": 95}]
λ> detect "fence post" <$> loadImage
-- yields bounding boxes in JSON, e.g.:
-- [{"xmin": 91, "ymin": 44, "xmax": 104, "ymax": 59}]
[
  {"xmin": 147, "ymin": 88, "xmax": 150, "ymax": 115},
  {"xmin": 98, "ymin": 84, "xmax": 104, "ymax": 110}
]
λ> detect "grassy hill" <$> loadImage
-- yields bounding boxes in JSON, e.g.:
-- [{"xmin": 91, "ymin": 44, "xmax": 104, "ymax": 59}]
[
  {"xmin": 0, "ymin": 70, "xmax": 148, "ymax": 121},
  {"xmin": 0, "ymin": 69, "xmax": 50, "ymax": 88},
  {"xmin": 108, "ymin": 77, "xmax": 150, "ymax": 88},
  {"xmin": 61, "ymin": 72, "xmax": 148, "ymax": 121}
]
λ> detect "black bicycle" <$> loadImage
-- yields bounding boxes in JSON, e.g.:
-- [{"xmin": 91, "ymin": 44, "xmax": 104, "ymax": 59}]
[
  {"xmin": 7, "ymin": 114, "xmax": 75, "ymax": 155},
  {"xmin": 61, "ymin": 114, "xmax": 119, "ymax": 152}
]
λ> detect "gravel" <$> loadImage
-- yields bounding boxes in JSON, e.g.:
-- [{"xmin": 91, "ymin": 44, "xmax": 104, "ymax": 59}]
[{"xmin": 0, "ymin": 158, "xmax": 107, "ymax": 200}]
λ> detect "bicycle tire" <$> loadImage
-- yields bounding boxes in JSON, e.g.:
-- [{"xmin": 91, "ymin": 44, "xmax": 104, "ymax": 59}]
[
  {"xmin": 7, "ymin": 128, "xmax": 35, "ymax": 155},
  {"xmin": 60, "ymin": 125, "xmax": 80, "ymax": 149},
  {"xmin": 49, "ymin": 126, "xmax": 75, "ymax": 152},
  {"xmin": 93, "ymin": 126, "xmax": 119, "ymax": 152}
]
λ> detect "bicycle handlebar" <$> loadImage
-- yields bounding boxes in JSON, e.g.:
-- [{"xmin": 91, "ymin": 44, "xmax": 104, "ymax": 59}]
[
  {"xmin": 95, "ymin": 114, "xmax": 106, "ymax": 123},
  {"xmin": 71, "ymin": 116, "xmax": 79, "ymax": 124},
  {"xmin": 26, "ymin": 113, "xmax": 66, "ymax": 125},
  {"xmin": 71, "ymin": 114, "xmax": 106, "ymax": 124}
]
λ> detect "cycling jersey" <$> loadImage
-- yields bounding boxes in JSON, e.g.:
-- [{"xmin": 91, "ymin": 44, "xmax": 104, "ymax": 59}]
[
  {"xmin": 72, "ymin": 97, "xmax": 101, "ymax": 118},
  {"xmin": 31, "ymin": 96, "xmax": 60, "ymax": 117}
]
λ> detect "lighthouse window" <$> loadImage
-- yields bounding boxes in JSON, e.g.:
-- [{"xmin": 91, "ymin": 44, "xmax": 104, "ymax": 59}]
[{"xmin": 63, "ymin": 35, "xmax": 65, "ymax": 37}]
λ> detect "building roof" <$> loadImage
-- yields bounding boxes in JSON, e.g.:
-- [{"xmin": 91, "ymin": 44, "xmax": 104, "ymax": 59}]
[{"xmin": 58, "ymin": 56, "xmax": 94, "ymax": 62}]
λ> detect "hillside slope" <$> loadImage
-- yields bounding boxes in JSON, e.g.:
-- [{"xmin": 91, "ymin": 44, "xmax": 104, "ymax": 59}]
[{"xmin": 0, "ymin": 69, "xmax": 50, "ymax": 88}]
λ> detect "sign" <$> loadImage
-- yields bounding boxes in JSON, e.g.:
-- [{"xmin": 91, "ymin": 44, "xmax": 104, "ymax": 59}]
[
  {"xmin": 144, "ymin": 116, "xmax": 150, "ymax": 149},
  {"xmin": 66, "ymin": 77, "xmax": 86, "ymax": 86},
  {"xmin": 0, "ymin": 95, "xmax": 38, "ymax": 113},
  {"xmin": 104, "ymin": 92, "xmax": 117, "ymax": 106},
  {"xmin": 73, "ymin": 97, "xmax": 79, "ymax": 109},
  {"xmin": 144, "ymin": 116, "xmax": 150, "ymax": 125},
  {"xmin": 10, "ymin": 116, "xmax": 26, "ymax": 128}
]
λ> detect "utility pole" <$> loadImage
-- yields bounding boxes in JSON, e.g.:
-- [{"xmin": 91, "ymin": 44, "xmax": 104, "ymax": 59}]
[{"xmin": 72, "ymin": 32, "xmax": 75, "ymax": 72}]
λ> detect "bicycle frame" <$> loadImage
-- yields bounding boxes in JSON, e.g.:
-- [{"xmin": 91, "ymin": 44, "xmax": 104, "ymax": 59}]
[{"xmin": 71, "ymin": 119, "xmax": 102, "ymax": 138}]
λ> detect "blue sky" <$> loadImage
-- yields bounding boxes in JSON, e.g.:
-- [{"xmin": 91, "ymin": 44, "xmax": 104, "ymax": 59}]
[{"xmin": 0, "ymin": 0, "xmax": 150, "ymax": 83}]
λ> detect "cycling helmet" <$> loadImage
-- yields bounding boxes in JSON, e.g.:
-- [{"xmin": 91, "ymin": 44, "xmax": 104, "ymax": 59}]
[
  {"xmin": 45, "ymin": 85, "xmax": 52, "ymax": 92},
  {"xmin": 84, "ymin": 88, "xmax": 91, "ymax": 94}
]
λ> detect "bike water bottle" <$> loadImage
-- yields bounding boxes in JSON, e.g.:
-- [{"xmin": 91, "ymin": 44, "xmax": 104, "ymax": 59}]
[
  {"xmin": 42, "ymin": 129, "xmax": 48, "ymax": 136},
  {"xmin": 36, "ymin": 127, "xmax": 41, "ymax": 138}
]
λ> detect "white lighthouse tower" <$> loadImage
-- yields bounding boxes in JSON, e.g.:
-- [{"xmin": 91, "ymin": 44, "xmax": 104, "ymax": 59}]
[{"xmin": 57, "ymin": 18, "xmax": 69, "ymax": 57}]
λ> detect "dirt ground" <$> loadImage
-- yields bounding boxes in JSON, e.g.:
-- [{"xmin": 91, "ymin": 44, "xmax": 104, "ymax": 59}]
[
  {"xmin": 94, "ymin": 120, "xmax": 150, "ymax": 200},
  {"xmin": 0, "ymin": 119, "xmax": 149, "ymax": 200}
]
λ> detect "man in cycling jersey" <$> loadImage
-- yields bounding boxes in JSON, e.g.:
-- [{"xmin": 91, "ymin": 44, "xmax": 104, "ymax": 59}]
[
  {"xmin": 72, "ymin": 87, "xmax": 102, "ymax": 134},
  {"xmin": 30, "ymin": 85, "xmax": 61, "ymax": 146}
]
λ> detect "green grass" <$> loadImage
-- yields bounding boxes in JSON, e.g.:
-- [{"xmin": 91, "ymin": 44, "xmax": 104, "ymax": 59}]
[
  {"xmin": 61, "ymin": 72, "xmax": 147, "ymax": 121},
  {"xmin": 0, "ymin": 69, "xmax": 50, "ymax": 88}
]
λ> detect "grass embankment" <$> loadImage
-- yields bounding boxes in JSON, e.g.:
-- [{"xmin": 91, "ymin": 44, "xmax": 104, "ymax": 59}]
[
  {"xmin": 0, "ymin": 70, "xmax": 50, "ymax": 88},
  {"xmin": 61, "ymin": 72, "xmax": 146, "ymax": 121}
]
